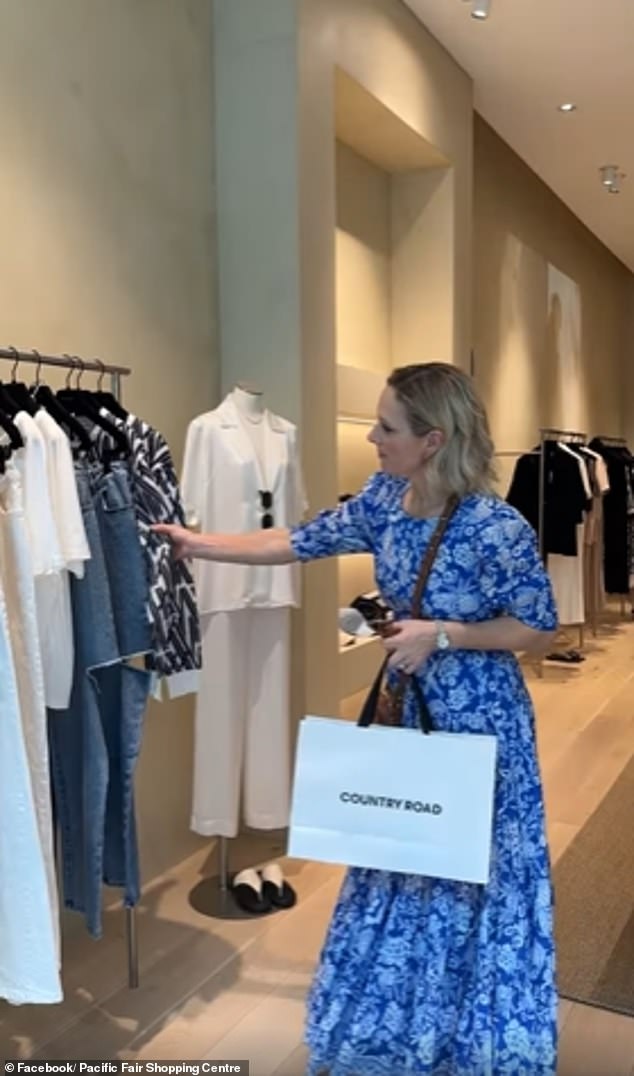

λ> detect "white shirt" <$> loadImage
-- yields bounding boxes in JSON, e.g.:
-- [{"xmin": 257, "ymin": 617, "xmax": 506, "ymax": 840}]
[
  {"xmin": 0, "ymin": 463, "xmax": 61, "ymax": 968},
  {"xmin": 14, "ymin": 412, "xmax": 63, "ymax": 576},
  {"xmin": 0, "ymin": 569, "xmax": 62, "ymax": 1004},
  {"xmin": 15, "ymin": 411, "xmax": 89, "ymax": 709},
  {"xmin": 181, "ymin": 394, "xmax": 307, "ymax": 614},
  {"xmin": 35, "ymin": 410, "xmax": 90, "ymax": 578}
]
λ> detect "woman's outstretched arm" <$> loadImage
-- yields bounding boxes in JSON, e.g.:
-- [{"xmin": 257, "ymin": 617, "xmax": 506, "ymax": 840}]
[{"xmin": 152, "ymin": 524, "xmax": 297, "ymax": 565}]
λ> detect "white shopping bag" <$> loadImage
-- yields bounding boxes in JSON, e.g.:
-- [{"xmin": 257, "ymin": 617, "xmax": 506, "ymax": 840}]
[{"xmin": 288, "ymin": 717, "xmax": 497, "ymax": 885}]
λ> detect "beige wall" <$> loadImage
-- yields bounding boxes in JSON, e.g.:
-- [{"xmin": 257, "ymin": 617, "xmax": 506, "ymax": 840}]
[
  {"xmin": 336, "ymin": 142, "xmax": 392, "ymax": 374},
  {"xmin": 473, "ymin": 117, "xmax": 632, "ymax": 493},
  {"xmin": 335, "ymin": 143, "xmax": 389, "ymax": 614},
  {"xmin": 299, "ymin": 0, "xmax": 473, "ymax": 714},
  {"xmin": 0, "ymin": 0, "xmax": 217, "ymax": 884},
  {"xmin": 212, "ymin": 0, "xmax": 473, "ymax": 721}
]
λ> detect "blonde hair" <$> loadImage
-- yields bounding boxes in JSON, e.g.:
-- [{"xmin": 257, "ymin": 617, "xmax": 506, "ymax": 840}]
[{"xmin": 387, "ymin": 363, "xmax": 497, "ymax": 498}]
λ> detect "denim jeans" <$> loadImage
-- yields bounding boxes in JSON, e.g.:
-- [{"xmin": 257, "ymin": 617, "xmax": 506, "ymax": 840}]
[
  {"xmin": 48, "ymin": 462, "xmax": 151, "ymax": 937},
  {"xmin": 92, "ymin": 462, "xmax": 152, "ymax": 905}
]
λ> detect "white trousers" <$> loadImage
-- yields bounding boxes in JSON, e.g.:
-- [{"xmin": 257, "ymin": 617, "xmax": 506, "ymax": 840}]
[{"xmin": 191, "ymin": 608, "xmax": 291, "ymax": 838}]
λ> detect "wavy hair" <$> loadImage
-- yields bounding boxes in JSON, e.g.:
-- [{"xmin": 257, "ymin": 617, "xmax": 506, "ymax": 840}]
[{"xmin": 387, "ymin": 363, "xmax": 497, "ymax": 498}]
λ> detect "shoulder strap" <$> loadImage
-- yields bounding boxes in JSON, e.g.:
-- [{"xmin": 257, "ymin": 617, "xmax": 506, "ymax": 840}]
[
  {"xmin": 357, "ymin": 493, "xmax": 460, "ymax": 735},
  {"xmin": 410, "ymin": 494, "xmax": 460, "ymax": 617}
]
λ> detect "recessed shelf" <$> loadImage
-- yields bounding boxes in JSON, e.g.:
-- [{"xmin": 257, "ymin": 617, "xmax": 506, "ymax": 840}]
[
  {"xmin": 339, "ymin": 633, "xmax": 383, "ymax": 700},
  {"xmin": 337, "ymin": 363, "xmax": 385, "ymax": 419},
  {"xmin": 335, "ymin": 69, "xmax": 449, "ymax": 174}
]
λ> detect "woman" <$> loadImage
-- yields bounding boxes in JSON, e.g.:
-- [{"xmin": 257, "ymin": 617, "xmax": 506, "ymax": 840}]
[{"xmin": 155, "ymin": 363, "xmax": 558, "ymax": 1076}]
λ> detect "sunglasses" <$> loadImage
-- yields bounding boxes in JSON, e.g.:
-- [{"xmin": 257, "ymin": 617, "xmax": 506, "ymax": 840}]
[{"xmin": 259, "ymin": 489, "xmax": 274, "ymax": 529}]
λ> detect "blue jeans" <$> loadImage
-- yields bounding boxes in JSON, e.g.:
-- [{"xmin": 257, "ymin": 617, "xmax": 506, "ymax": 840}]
[
  {"xmin": 48, "ymin": 463, "xmax": 151, "ymax": 937},
  {"xmin": 92, "ymin": 462, "xmax": 152, "ymax": 904}
]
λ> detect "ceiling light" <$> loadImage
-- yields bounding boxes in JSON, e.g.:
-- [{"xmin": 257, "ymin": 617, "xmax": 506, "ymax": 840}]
[
  {"xmin": 599, "ymin": 165, "xmax": 625, "ymax": 194},
  {"xmin": 471, "ymin": 0, "xmax": 491, "ymax": 19},
  {"xmin": 600, "ymin": 165, "xmax": 618, "ymax": 188},
  {"xmin": 558, "ymin": 103, "xmax": 577, "ymax": 113}
]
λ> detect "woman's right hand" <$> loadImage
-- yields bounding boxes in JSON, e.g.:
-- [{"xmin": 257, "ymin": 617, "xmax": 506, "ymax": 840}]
[{"xmin": 152, "ymin": 523, "xmax": 197, "ymax": 561}]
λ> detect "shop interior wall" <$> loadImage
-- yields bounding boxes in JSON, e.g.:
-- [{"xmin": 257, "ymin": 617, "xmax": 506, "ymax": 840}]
[
  {"xmin": 0, "ymin": 0, "xmax": 217, "ymax": 887},
  {"xmin": 297, "ymin": 0, "xmax": 473, "ymax": 718},
  {"xmin": 210, "ymin": 0, "xmax": 473, "ymax": 731},
  {"xmin": 335, "ymin": 141, "xmax": 390, "ymax": 612},
  {"xmin": 473, "ymin": 116, "xmax": 633, "ymax": 494}
]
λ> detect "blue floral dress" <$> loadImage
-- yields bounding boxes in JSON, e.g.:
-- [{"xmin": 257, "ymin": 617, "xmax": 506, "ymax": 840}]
[{"xmin": 290, "ymin": 474, "xmax": 558, "ymax": 1076}]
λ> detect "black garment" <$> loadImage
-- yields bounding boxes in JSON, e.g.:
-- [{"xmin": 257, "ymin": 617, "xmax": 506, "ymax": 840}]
[
  {"xmin": 588, "ymin": 439, "xmax": 634, "ymax": 595},
  {"xmin": 506, "ymin": 444, "xmax": 589, "ymax": 558}
]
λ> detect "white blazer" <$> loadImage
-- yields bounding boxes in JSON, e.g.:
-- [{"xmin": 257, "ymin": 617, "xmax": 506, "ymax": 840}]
[{"xmin": 181, "ymin": 395, "xmax": 306, "ymax": 614}]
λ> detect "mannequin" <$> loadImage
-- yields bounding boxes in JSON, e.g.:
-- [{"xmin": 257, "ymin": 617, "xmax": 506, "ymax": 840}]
[{"xmin": 181, "ymin": 384, "xmax": 306, "ymax": 914}]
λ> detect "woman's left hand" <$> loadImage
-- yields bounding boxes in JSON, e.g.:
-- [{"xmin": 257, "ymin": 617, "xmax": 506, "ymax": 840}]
[{"xmin": 382, "ymin": 619, "xmax": 437, "ymax": 674}]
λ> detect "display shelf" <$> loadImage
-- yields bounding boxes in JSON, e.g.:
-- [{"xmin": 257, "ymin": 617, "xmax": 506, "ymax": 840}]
[
  {"xmin": 339, "ymin": 633, "xmax": 383, "ymax": 700},
  {"xmin": 337, "ymin": 363, "xmax": 386, "ymax": 419}
]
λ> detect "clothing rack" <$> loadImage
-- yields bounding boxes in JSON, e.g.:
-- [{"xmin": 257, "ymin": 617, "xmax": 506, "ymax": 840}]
[
  {"xmin": 494, "ymin": 450, "xmax": 537, "ymax": 458},
  {"xmin": 0, "ymin": 345, "xmax": 130, "ymax": 397},
  {"xmin": 592, "ymin": 435, "xmax": 631, "ymax": 615},
  {"xmin": 538, "ymin": 428, "xmax": 588, "ymax": 652},
  {"xmin": 0, "ymin": 346, "xmax": 139, "ymax": 991},
  {"xmin": 538, "ymin": 428, "xmax": 587, "ymax": 563}
]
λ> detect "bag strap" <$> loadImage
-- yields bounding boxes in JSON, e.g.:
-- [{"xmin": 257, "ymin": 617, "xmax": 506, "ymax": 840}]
[
  {"xmin": 358, "ymin": 494, "xmax": 460, "ymax": 735},
  {"xmin": 410, "ymin": 493, "xmax": 460, "ymax": 618},
  {"xmin": 357, "ymin": 657, "xmax": 388, "ymax": 728}
]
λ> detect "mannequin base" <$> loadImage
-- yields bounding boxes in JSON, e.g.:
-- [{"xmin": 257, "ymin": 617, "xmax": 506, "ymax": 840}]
[{"xmin": 188, "ymin": 873, "xmax": 285, "ymax": 921}]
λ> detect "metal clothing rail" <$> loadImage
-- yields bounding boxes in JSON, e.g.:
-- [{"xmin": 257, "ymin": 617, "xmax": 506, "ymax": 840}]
[
  {"xmin": 0, "ymin": 346, "xmax": 139, "ymax": 991},
  {"xmin": 0, "ymin": 345, "xmax": 130, "ymax": 400},
  {"xmin": 594, "ymin": 435, "xmax": 628, "ymax": 446},
  {"xmin": 493, "ymin": 449, "xmax": 536, "ymax": 457}
]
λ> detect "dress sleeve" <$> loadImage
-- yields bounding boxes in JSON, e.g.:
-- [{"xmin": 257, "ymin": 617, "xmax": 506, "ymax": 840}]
[
  {"xmin": 479, "ymin": 504, "xmax": 558, "ymax": 631},
  {"xmin": 289, "ymin": 474, "xmax": 382, "ymax": 561}
]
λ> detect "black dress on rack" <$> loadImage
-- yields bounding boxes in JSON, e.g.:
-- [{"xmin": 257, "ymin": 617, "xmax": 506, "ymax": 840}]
[
  {"xmin": 588, "ymin": 439, "xmax": 634, "ymax": 595},
  {"xmin": 506, "ymin": 442, "xmax": 589, "ymax": 559}
]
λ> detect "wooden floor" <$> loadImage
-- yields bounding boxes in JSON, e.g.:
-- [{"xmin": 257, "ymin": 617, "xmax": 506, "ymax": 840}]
[{"xmin": 1, "ymin": 611, "xmax": 633, "ymax": 1074}]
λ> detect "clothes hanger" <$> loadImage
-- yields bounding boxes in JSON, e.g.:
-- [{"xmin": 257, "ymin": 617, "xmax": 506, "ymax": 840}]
[
  {"xmin": 0, "ymin": 347, "xmax": 39, "ymax": 417},
  {"xmin": 0, "ymin": 408, "xmax": 24, "ymax": 450},
  {"xmin": 57, "ymin": 357, "xmax": 130, "ymax": 457},
  {"xmin": 0, "ymin": 367, "xmax": 25, "ymax": 452},
  {"xmin": 92, "ymin": 359, "xmax": 128, "ymax": 420},
  {"xmin": 31, "ymin": 351, "xmax": 95, "ymax": 455}
]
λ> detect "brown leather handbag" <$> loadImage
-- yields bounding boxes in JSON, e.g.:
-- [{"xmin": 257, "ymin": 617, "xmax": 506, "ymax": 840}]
[{"xmin": 358, "ymin": 495, "xmax": 460, "ymax": 733}]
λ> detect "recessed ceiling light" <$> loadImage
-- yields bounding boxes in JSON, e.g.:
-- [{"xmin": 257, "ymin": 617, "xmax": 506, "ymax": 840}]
[
  {"xmin": 599, "ymin": 165, "xmax": 625, "ymax": 194},
  {"xmin": 471, "ymin": 0, "xmax": 491, "ymax": 19},
  {"xmin": 558, "ymin": 103, "xmax": 577, "ymax": 113}
]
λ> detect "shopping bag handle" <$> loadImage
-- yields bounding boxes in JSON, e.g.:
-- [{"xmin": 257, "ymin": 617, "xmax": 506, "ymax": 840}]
[{"xmin": 357, "ymin": 657, "xmax": 435, "ymax": 735}]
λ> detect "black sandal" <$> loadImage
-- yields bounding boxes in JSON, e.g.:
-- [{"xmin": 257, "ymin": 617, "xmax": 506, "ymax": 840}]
[
  {"xmin": 231, "ymin": 868, "xmax": 272, "ymax": 914},
  {"xmin": 261, "ymin": 863, "xmax": 297, "ymax": 909}
]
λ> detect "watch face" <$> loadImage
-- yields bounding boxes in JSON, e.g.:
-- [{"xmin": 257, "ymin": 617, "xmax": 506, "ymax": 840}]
[{"xmin": 437, "ymin": 629, "xmax": 450, "ymax": 650}]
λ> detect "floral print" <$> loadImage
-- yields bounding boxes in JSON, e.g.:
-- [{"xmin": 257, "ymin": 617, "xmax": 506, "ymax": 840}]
[{"xmin": 290, "ymin": 474, "xmax": 558, "ymax": 1075}]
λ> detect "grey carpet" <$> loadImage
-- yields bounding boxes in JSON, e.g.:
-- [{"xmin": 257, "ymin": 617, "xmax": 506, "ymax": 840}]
[{"xmin": 553, "ymin": 754, "xmax": 634, "ymax": 1016}]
